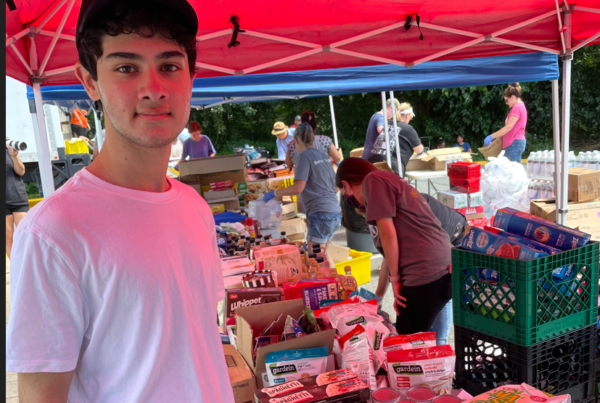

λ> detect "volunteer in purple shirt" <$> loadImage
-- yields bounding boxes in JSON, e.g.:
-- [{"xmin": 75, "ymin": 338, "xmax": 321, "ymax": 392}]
[
  {"xmin": 483, "ymin": 83, "xmax": 528, "ymax": 162},
  {"xmin": 336, "ymin": 158, "xmax": 452, "ymax": 335},
  {"xmin": 178, "ymin": 121, "xmax": 216, "ymax": 164}
]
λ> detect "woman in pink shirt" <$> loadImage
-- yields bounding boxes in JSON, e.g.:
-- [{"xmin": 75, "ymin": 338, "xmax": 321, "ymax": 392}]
[{"xmin": 483, "ymin": 83, "xmax": 528, "ymax": 162}]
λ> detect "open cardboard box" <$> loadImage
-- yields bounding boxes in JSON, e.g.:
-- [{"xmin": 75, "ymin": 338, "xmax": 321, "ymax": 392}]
[
  {"xmin": 223, "ymin": 344, "xmax": 256, "ymax": 403},
  {"xmin": 568, "ymin": 167, "xmax": 600, "ymax": 203},
  {"xmin": 406, "ymin": 147, "xmax": 474, "ymax": 171},
  {"xmin": 530, "ymin": 198, "xmax": 600, "ymax": 228},
  {"xmin": 235, "ymin": 299, "xmax": 336, "ymax": 389},
  {"xmin": 350, "ymin": 147, "xmax": 364, "ymax": 158},
  {"xmin": 179, "ymin": 154, "xmax": 247, "ymax": 185},
  {"xmin": 478, "ymin": 137, "xmax": 503, "ymax": 161}
]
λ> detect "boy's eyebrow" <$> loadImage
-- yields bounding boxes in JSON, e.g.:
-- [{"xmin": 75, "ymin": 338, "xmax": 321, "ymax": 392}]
[{"xmin": 104, "ymin": 51, "xmax": 185, "ymax": 61}]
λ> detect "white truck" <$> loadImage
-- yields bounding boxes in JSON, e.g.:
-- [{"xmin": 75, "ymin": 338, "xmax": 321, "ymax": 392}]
[{"xmin": 6, "ymin": 76, "xmax": 74, "ymax": 184}]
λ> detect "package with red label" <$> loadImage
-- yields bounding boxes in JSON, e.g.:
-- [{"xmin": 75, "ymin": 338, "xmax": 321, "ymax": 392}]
[
  {"xmin": 382, "ymin": 332, "xmax": 436, "ymax": 353},
  {"xmin": 461, "ymin": 383, "xmax": 571, "ymax": 403},
  {"xmin": 386, "ymin": 345, "xmax": 456, "ymax": 395},
  {"xmin": 326, "ymin": 299, "xmax": 382, "ymax": 338},
  {"xmin": 447, "ymin": 162, "xmax": 481, "ymax": 180},
  {"xmin": 454, "ymin": 205, "xmax": 484, "ymax": 216},
  {"xmin": 468, "ymin": 217, "xmax": 488, "ymax": 228},
  {"xmin": 254, "ymin": 377, "xmax": 370, "ymax": 403},
  {"xmin": 210, "ymin": 179, "xmax": 234, "ymax": 190},
  {"xmin": 254, "ymin": 244, "xmax": 303, "ymax": 283},
  {"xmin": 256, "ymin": 368, "xmax": 357, "ymax": 400},
  {"xmin": 283, "ymin": 278, "xmax": 338, "ymax": 301},
  {"xmin": 461, "ymin": 226, "xmax": 548, "ymax": 260},
  {"xmin": 340, "ymin": 325, "xmax": 377, "ymax": 390}
]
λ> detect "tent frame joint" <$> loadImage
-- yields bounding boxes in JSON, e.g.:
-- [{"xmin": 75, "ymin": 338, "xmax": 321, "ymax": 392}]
[
  {"xmin": 234, "ymin": 70, "xmax": 244, "ymax": 77},
  {"xmin": 405, "ymin": 62, "xmax": 414, "ymax": 69},
  {"xmin": 484, "ymin": 34, "xmax": 493, "ymax": 41},
  {"xmin": 30, "ymin": 75, "xmax": 46, "ymax": 85},
  {"xmin": 560, "ymin": 53, "xmax": 573, "ymax": 60}
]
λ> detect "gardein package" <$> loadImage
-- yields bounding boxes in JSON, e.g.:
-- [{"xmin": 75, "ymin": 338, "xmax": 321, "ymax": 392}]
[
  {"xmin": 493, "ymin": 208, "xmax": 591, "ymax": 250},
  {"xmin": 387, "ymin": 345, "xmax": 455, "ymax": 395},
  {"xmin": 265, "ymin": 347, "xmax": 328, "ymax": 386},
  {"xmin": 382, "ymin": 332, "xmax": 437, "ymax": 352},
  {"xmin": 461, "ymin": 226, "xmax": 548, "ymax": 260}
]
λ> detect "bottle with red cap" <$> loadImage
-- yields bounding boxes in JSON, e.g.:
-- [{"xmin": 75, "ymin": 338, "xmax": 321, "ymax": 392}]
[{"xmin": 245, "ymin": 217, "xmax": 256, "ymax": 238}]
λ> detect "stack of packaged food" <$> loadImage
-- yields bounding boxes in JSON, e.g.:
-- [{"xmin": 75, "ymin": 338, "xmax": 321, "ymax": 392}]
[{"xmin": 438, "ymin": 162, "xmax": 487, "ymax": 228}]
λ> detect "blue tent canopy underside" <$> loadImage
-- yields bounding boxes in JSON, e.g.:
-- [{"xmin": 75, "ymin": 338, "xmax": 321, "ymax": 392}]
[{"xmin": 28, "ymin": 52, "xmax": 559, "ymax": 107}]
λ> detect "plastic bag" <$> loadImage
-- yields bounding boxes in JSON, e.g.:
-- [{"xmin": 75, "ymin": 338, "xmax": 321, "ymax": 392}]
[
  {"xmin": 252, "ymin": 199, "xmax": 283, "ymax": 229},
  {"xmin": 481, "ymin": 150, "xmax": 530, "ymax": 221}
]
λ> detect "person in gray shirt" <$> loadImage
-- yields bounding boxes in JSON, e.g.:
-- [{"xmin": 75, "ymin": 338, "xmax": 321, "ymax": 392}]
[{"xmin": 263, "ymin": 123, "xmax": 341, "ymax": 267}]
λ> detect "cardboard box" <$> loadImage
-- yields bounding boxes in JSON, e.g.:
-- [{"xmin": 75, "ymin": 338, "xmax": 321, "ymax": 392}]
[
  {"xmin": 350, "ymin": 148, "xmax": 364, "ymax": 158},
  {"xmin": 235, "ymin": 299, "xmax": 336, "ymax": 389},
  {"xmin": 223, "ymin": 344, "xmax": 256, "ymax": 403},
  {"xmin": 437, "ymin": 190, "xmax": 468, "ymax": 209},
  {"xmin": 406, "ymin": 147, "xmax": 473, "ymax": 172},
  {"xmin": 225, "ymin": 288, "xmax": 283, "ymax": 318},
  {"xmin": 530, "ymin": 198, "xmax": 600, "ymax": 228},
  {"xmin": 205, "ymin": 188, "xmax": 237, "ymax": 201},
  {"xmin": 208, "ymin": 197, "xmax": 241, "ymax": 211},
  {"xmin": 455, "ymin": 206, "xmax": 484, "ymax": 216},
  {"xmin": 281, "ymin": 202, "xmax": 297, "ymax": 220},
  {"xmin": 478, "ymin": 137, "xmax": 503, "ymax": 161},
  {"xmin": 577, "ymin": 225, "xmax": 600, "ymax": 241},
  {"xmin": 179, "ymin": 154, "xmax": 247, "ymax": 185},
  {"xmin": 568, "ymin": 168, "xmax": 600, "ymax": 203},
  {"xmin": 468, "ymin": 191, "xmax": 484, "ymax": 208},
  {"xmin": 466, "ymin": 213, "xmax": 485, "ymax": 220},
  {"xmin": 188, "ymin": 183, "xmax": 202, "ymax": 194},
  {"xmin": 268, "ymin": 176, "xmax": 294, "ymax": 191},
  {"xmin": 253, "ymin": 244, "xmax": 304, "ymax": 282},
  {"xmin": 278, "ymin": 217, "xmax": 307, "ymax": 237},
  {"xmin": 373, "ymin": 161, "xmax": 394, "ymax": 173},
  {"xmin": 247, "ymin": 181, "xmax": 269, "ymax": 194}
]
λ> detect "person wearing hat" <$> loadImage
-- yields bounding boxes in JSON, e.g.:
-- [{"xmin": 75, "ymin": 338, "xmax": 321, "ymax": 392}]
[
  {"xmin": 290, "ymin": 115, "xmax": 301, "ymax": 128},
  {"xmin": 5, "ymin": 0, "xmax": 235, "ymax": 402},
  {"xmin": 272, "ymin": 121, "xmax": 295, "ymax": 160}
]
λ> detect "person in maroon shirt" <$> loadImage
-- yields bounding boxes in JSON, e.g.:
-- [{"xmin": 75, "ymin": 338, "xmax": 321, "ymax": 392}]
[{"xmin": 336, "ymin": 158, "xmax": 452, "ymax": 334}]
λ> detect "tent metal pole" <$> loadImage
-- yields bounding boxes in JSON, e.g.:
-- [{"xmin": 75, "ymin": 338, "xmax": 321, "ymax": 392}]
[
  {"xmin": 329, "ymin": 95, "xmax": 339, "ymax": 149},
  {"xmin": 389, "ymin": 91, "xmax": 402, "ymax": 177},
  {"xmin": 94, "ymin": 111, "xmax": 104, "ymax": 151},
  {"xmin": 572, "ymin": 32, "xmax": 600, "ymax": 53},
  {"xmin": 39, "ymin": 0, "xmax": 76, "ymax": 74},
  {"xmin": 551, "ymin": 80, "xmax": 561, "ymax": 216},
  {"xmin": 381, "ymin": 92, "xmax": 391, "ymax": 168},
  {"xmin": 46, "ymin": 64, "xmax": 76, "ymax": 77},
  {"xmin": 31, "ymin": 83, "xmax": 56, "ymax": 197},
  {"xmin": 558, "ymin": 6, "xmax": 573, "ymax": 226}
]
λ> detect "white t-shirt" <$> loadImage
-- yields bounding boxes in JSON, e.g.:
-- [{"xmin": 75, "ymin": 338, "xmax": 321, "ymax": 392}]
[{"xmin": 6, "ymin": 168, "xmax": 234, "ymax": 403}]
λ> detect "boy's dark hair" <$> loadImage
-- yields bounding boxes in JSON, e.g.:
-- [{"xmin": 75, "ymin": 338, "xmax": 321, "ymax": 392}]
[
  {"xmin": 77, "ymin": 0, "xmax": 197, "ymax": 81},
  {"xmin": 437, "ymin": 137, "xmax": 445, "ymax": 145}
]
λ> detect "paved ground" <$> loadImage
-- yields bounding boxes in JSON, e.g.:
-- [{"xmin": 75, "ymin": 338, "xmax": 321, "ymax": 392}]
[{"xmin": 4, "ymin": 174, "xmax": 454, "ymax": 400}]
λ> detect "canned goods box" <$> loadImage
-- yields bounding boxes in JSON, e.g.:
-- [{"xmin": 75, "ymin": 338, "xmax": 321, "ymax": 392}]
[{"xmin": 437, "ymin": 190, "xmax": 468, "ymax": 210}]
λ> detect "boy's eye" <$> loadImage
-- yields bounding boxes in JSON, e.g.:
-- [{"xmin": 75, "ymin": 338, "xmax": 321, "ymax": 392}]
[
  {"xmin": 163, "ymin": 64, "xmax": 180, "ymax": 72},
  {"xmin": 117, "ymin": 66, "xmax": 135, "ymax": 73}
]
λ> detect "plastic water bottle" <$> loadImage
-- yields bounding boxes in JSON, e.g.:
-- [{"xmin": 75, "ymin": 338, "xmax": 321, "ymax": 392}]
[
  {"xmin": 540, "ymin": 181, "xmax": 549, "ymax": 199},
  {"xmin": 527, "ymin": 152, "xmax": 535, "ymax": 178},
  {"xmin": 458, "ymin": 153, "xmax": 464, "ymax": 162},
  {"xmin": 548, "ymin": 181, "xmax": 555, "ymax": 199},
  {"xmin": 568, "ymin": 151, "xmax": 576, "ymax": 168},
  {"xmin": 576, "ymin": 152, "xmax": 585, "ymax": 168},
  {"xmin": 451, "ymin": 154, "xmax": 457, "ymax": 164},
  {"xmin": 445, "ymin": 155, "xmax": 451, "ymax": 169},
  {"xmin": 547, "ymin": 150, "xmax": 555, "ymax": 181},
  {"xmin": 593, "ymin": 151, "xmax": 600, "ymax": 170},
  {"xmin": 587, "ymin": 151, "xmax": 595, "ymax": 170},
  {"xmin": 540, "ymin": 151, "xmax": 548, "ymax": 180}
]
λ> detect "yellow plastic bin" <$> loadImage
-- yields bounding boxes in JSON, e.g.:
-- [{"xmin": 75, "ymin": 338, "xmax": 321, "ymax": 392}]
[
  {"xmin": 28, "ymin": 198, "xmax": 43, "ymax": 209},
  {"xmin": 64, "ymin": 139, "xmax": 89, "ymax": 154},
  {"xmin": 334, "ymin": 249, "xmax": 372, "ymax": 286}
]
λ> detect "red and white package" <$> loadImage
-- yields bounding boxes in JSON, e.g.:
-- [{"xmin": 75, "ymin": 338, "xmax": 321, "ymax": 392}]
[
  {"xmin": 366, "ymin": 322, "xmax": 393, "ymax": 372},
  {"xmin": 210, "ymin": 180, "xmax": 234, "ymax": 190},
  {"xmin": 462, "ymin": 383, "xmax": 570, "ymax": 403},
  {"xmin": 382, "ymin": 332, "xmax": 436, "ymax": 353},
  {"xmin": 340, "ymin": 325, "xmax": 377, "ymax": 391},
  {"xmin": 386, "ymin": 345, "xmax": 455, "ymax": 395},
  {"xmin": 327, "ymin": 299, "xmax": 381, "ymax": 338}
]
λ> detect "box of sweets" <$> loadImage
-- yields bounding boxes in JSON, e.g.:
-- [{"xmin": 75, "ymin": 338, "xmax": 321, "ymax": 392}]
[
  {"xmin": 254, "ymin": 375, "xmax": 369, "ymax": 403},
  {"xmin": 254, "ymin": 244, "xmax": 303, "ymax": 283},
  {"xmin": 493, "ymin": 207, "xmax": 591, "ymax": 250},
  {"xmin": 283, "ymin": 278, "xmax": 338, "ymax": 301},
  {"xmin": 461, "ymin": 226, "xmax": 548, "ymax": 260},
  {"xmin": 483, "ymin": 226, "xmax": 562, "ymax": 255},
  {"xmin": 301, "ymin": 284, "xmax": 339, "ymax": 311}
]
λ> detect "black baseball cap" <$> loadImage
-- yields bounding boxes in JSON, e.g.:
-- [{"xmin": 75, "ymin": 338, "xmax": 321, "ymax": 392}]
[{"xmin": 76, "ymin": 0, "xmax": 198, "ymax": 46}]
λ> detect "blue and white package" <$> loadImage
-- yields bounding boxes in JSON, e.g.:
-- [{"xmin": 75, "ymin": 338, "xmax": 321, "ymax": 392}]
[
  {"xmin": 461, "ymin": 226, "xmax": 548, "ymax": 260},
  {"xmin": 485, "ymin": 226, "xmax": 562, "ymax": 255},
  {"xmin": 265, "ymin": 347, "xmax": 328, "ymax": 386},
  {"xmin": 493, "ymin": 208, "xmax": 591, "ymax": 250},
  {"xmin": 301, "ymin": 283, "xmax": 339, "ymax": 310}
]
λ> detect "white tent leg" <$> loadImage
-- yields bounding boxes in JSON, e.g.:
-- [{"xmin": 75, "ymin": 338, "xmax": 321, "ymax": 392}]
[
  {"xmin": 558, "ymin": 57, "xmax": 572, "ymax": 226},
  {"xmin": 381, "ymin": 92, "xmax": 391, "ymax": 167},
  {"xmin": 31, "ymin": 83, "xmax": 55, "ymax": 197},
  {"xmin": 94, "ymin": 111, "xmax": 104, "ymax": 151},
  {"xmin": 551, "ymin": 80, "xmax": 561, "ymax": 216},
  {"xmin": 389, "ymin": 91, "xmax": 402, "ymax": 177},
  {"xmin": 328, "ymin": 95, "xmax": 339, "ymax": 149}
]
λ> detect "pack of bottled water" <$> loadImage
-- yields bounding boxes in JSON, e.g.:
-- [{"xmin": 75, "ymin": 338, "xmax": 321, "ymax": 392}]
[{"xmin": 526, "ymin": 150, "xmax": 600, "ymax": 181}]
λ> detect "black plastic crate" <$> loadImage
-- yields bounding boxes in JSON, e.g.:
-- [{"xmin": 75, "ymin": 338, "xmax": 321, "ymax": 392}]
[
  {"xmin": 573, "ymin": 397, "xmax": 596, "ymax": 403},
  {"xmin": 454, "ymin": 324, "xmax": 596, "ymax": 400},
  {"xmin": 596, "ymin": 306, "xmax": 600, "ymax": 381}
]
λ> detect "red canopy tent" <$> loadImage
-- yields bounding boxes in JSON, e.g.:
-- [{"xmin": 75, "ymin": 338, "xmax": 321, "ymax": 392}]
[{"xmin": 5, "ymin": 0, "xmax": 600, "ymax": 223}]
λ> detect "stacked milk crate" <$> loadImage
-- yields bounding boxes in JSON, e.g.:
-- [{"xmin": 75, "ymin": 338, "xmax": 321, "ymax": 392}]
[
  {"xmin": 452, "ymin": 213, "xmax": 598, "ymax": 402},
  {"xmin": 438, "ymin": 162, "xmax": 486, "ymax": 226}
]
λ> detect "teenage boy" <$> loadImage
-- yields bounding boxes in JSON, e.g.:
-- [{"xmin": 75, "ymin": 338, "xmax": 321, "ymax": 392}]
[{"xmin": 6, "ymin": 0, "xmax": 234, "ymax": 402}]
